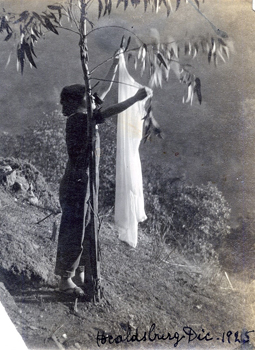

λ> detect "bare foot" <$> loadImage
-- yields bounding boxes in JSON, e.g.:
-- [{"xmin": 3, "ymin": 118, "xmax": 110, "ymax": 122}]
[
  {"xmin": 59, "ymin": 277, "xmax": 78, "ymax": 291},
  {"xmin": 73, "ymin": 270, "xmax": 85, "ymax": 286}
]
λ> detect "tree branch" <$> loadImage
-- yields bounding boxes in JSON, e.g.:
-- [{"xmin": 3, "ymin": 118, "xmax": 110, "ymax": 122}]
[
  {"xmin": 90, "ymin": 77, "xmax": 139, "ymax": 89},
  {"xmin": 187, "ymin": 0, "xmax": 228, "ymax": 38},
  {"xmin": 55, "ymin": 25, "xmax": 80, "ymax": 35}
]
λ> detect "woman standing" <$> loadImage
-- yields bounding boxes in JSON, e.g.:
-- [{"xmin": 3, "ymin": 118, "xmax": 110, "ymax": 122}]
[{"xmin": 55, "ymin": 55, "xmax": 148, "ymax": 297}]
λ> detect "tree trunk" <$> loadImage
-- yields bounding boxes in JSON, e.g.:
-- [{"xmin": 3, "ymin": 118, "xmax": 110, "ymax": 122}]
[{"xmin": 79, "ymin": 0, "xmax": 101, "ymax": 302}]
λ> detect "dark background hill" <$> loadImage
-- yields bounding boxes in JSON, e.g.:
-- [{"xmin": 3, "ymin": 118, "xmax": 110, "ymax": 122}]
[{"xmin": 0, "ymin": 0, "xmax": 254, "ymax": 223}]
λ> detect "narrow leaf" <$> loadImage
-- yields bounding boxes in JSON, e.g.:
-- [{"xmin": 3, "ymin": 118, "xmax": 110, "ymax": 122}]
[
  {"xmin": 17, "ymin": 44, "xmax": 25, "ymax": 74},
  {"xmin": 138, "ymin": 45, "xmax": 143, "ymax": 59},
  {"xmin": 0, "ymin": 16, "xmax": 7, "ymax": 32},
  {"xmin": 84, "ymin": 17, "xmax": 94, "ymax": 28},
  {"xmin": 5, "ymin": 51, "xmax": 11, "ymax": 69},
  {"xmin": 162, "ymin": 0, "xmax": 171, "ymax": 16},
  {"xmin": 222, "ymin": 46, "xmax": 229, "ymax": 59},
  {"xmin": 217, "ymin": 48, "xmax": 225, "ymax": 63},
  {"xmin": 24, "ymin": 15, "xmax": 34, "ymax": 29},
  {"xmin": 108, "ymin": 0, "xmax": 112, "ymax": 14},
  {"xmin": 144, "ymin": 0, "xmax": 148, "ymax": 11},
  {"xmin": 43, "ymin": 17, "xmax": 59, "ymax": 34},
  {"xmin": 30, "ymin": 34, "xmax": 37, "ymax": 42},
  {"xmin": 208, "ymin": 48, "xmax": 212, "ymax": 63},
  {"xmin": 6, "ymin": 24, "xmax": 13, "ymax": 35},
  {"xmin": 194, "ymin": 77, "xmax": 202, "ymax": 104},
  {"xmin": 4, "ymin": 32, "xmax": 12, "ymax": 41},
  {"xmin": 32, "ymin": 25, "xmax": 41, "ymax": 38},
  {"xmin": 124, "ymin": 0, "xmax": 129, "ymax": 10},
  {"xmin": 98, "ymin": 0, "xmax": 103, "ymax": 18},
  {"xmin": 141, "ymin": 58, "xmax": 146, "ymax": 76},
  {"xmin": 124, "ymin": 36, "xmax": 131, "ymax": 52},
  {"xmin": 13, "ymin": 11, "xmax": 29, "ymax": 24},
  {"xmin": 131, "ymin": 0, "xmax": 140, "ymax": 6},
  {"xmin": 66, "ymin": 8, "xmax": 72, "ymax": 23},
  {"xmin": 194, "ymin": 0, "xmax": 199, "ymax": 8},
  {"xmin": 184, "ymin": 42, "xmax": 189, "ymax": 55},
  {"xmin": 218, "ymin": 37, "xmax": 227, "ymax": 47},
  {"xmin": 120, "ymin": 35, "xmax": 125, "ymax": 48},
  {"xmin": 213, "ymin": 52, "xmax": 217, "ymax": 67},
  {"xmin": 23, "ymin": 40, "xmax": 37, "ymax": 68},
  {"xmin": 30, "ymin": 42, "xmax": 37, "ymax": 57},
  {"xmin": 16, "ymin": 59, "xmax": 20, "ymax": 73},
  {"xmin": 32, "ymin": 12, "xmax": 47, "ymax": 28},
  {"xmin": 32, "ymin": 11, "xmax": 42, "ymax": 22},
  {"xmin": 176, "ymin": 0, "xmax": 181, "ymax": 11},
  {"xmin": 193, "ymin": 42, "xmax": 199, "ymax": 53},
  {"xmin": 134, "ymin": 56, "xmax": 137, "ymax": 70},
  {"xmin": 57, "ymin": 8, "xmax": 62, "ymax": 23},
  {"xmin": 47, "ymin": 5, "xmax": 62, "ymax": 10},
  {"xmin": 49, "ymin": 12, "xmax": 59, "ymax": 24},
  {"xmin": 157, "ymin": 52, "xmax": 167, "ymax": 69},
  {"xmin": 103, "ymin": 0, "xmax": 108, "ymax": 16},
  {"xmin": 154, "ymin": 0, "xmax": 159, "ymax": 13},
  {"xmin": 19, "ymin": 24, "xmax": 24, "ymax": 37},
  {"xmin": 116, "ymin": 0, "xmax": 123, "ymax": 8}
]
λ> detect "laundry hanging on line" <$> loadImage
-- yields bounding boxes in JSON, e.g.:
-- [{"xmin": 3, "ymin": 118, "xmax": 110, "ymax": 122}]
[{"xmin": 114, "ymin": 52, "xmax": 152, "ymax": 248}]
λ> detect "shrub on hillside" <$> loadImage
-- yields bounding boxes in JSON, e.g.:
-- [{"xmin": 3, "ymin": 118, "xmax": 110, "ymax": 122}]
[
  {"xmin": 142, "ymin": 165, "xmax": 231, "ymax": 263},
  {"xmin": 0, "ymin": 110, "xmax": 67, "ymax": 186},
  {"xmin": 0, "ymin": 157, "xmax": 59, "ymax": 212}
]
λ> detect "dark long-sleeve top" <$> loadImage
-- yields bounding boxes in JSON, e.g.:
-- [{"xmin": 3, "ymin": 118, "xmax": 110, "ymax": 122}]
[{"xmin": 59, "ymin": 110, "xmax": 102, "ymax": 206}]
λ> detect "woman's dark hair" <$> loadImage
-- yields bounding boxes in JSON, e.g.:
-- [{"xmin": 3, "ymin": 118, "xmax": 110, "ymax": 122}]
[{"xmin": 60, "ymin": 84, "xmax": 86, "ymax": 116}]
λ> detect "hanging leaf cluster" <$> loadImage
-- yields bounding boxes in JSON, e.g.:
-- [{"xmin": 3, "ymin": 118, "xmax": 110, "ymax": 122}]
[
  {"xmin": 184, "ymin": 36, "xmax": 229, "ymax": 66},
  {"xmin": 126, "ymin": 29, "xmax": 229, "ymax": 105},
  {"xmin": 0, "ymin": 5, "xmax": 63, "ymax": 73},
  {"xmin": 142, "ymin": 100, "xmax": 164, "ymax": 143},
  {"xmin": 98, "ymin": 0, "xmax": 201, "ymax": 17}
]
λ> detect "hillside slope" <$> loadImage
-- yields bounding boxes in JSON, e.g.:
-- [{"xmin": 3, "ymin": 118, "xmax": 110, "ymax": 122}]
[{"xmin": 0, "ymin": 178, "xmax": 255, "ymax": 350}]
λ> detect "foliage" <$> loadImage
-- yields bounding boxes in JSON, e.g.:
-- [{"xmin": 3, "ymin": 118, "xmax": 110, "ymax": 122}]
[
  {"xmin": 0, "ymin": 0, "xmax": 231, "ymax": 297},
  {"xmin": 0, "ymin": 112, "xmax": 231, "ymax": 264},
  {"xmin": 0, "ymin": 110, "xmax": 67, "ymax": 186},
  {"xmin": 0, "ymin": 0, "xmax": 230, "ymax": 106},
  {"xmin": 97, "ymin": 118, "xmax": 117, "ymax": 213},
  {"xmin": 142, "ymin": 164, "xmax": 231, "ymax": 263},
  {"xmin": 0, "ymin": 156, "xmax": 60, "ymax": 212}
]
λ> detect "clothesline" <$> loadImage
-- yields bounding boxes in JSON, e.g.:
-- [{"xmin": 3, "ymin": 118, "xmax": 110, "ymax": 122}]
[{"xmin": 91, "ymin": 77, "xmax": 140, "ymax": 90}]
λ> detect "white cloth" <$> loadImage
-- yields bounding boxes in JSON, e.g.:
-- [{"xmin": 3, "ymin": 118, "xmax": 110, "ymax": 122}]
[
  {"xmin": 114, "ymin": 53, "xmax": 149, "ymax": 248},
  {"xmin": 0, "ymin": 302, "xmax": 28, "ymax": 350}
]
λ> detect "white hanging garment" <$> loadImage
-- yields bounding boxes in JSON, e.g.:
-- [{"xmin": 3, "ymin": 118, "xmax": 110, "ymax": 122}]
[{"xmin": 115, "ymin": 53, "xmax": 150, "ymax": 248}]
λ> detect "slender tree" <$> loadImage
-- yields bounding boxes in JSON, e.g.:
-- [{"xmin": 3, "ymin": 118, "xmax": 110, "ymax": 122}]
[{"xmin": 0, "ymin": 0, "xmax": 230, "ymax": 301}]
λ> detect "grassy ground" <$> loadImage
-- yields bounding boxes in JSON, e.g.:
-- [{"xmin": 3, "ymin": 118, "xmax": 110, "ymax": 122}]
[{"xmin": 0, "ymin": 186, "xmax": 254, "ymax": 350}]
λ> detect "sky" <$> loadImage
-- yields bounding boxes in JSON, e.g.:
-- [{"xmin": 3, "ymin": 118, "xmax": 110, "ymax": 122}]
[{"xmin": 0, "ymin": 0, "xmax": 255, "ymax": 223}]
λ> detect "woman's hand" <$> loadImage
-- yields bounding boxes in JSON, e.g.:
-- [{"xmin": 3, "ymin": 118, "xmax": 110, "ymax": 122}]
[{"xmin": 134, "ymin": 88, "xmax": 149, "ymax": 101}]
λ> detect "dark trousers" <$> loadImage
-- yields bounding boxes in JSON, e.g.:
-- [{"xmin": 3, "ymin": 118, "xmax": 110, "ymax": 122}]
[{"xmin": 55, "ymin": 134, "xmax": 100, "ymax": 279}]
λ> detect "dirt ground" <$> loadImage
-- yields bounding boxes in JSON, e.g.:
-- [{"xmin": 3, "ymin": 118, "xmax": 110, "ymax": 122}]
[{"xmin": 0, "ymin": 184, "xmax": 255, "ymax": 350}]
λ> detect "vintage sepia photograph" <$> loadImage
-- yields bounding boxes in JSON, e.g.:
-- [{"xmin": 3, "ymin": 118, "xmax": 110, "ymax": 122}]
[{"xmin": 0, "ymin": 0, "xmax": 254, "ymax": 349}]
